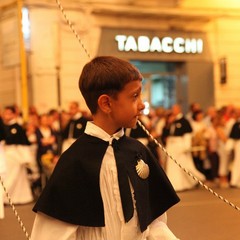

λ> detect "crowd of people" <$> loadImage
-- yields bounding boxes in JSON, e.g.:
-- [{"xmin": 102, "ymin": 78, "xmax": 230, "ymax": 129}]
[
  {"xmin": 0, "ymin": 100, "xmax": 240, "ymax": 218},
  {"xmin": 144, "ymin": 103, "xmax": 240, "ymax": 191},
  {"xmin": 0, "ymin": 101, "xmax": 90, "ymax": 219}
]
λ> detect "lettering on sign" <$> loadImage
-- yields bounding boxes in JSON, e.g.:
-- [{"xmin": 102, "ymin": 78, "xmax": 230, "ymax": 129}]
[{"xmin": 115, "ymin": 35, "xmax": 203, "ymax": 54}]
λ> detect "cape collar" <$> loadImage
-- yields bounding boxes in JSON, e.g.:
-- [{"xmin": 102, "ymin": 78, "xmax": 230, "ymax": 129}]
[{"xmin": 85, "ymin": 121, "xmax": 124, "ymax": 144}]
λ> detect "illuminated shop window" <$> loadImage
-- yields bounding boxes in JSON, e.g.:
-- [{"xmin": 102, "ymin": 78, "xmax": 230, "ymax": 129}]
[{"xmin": 22, "ymin": 7, "xmax": 30, "ymax": 41}]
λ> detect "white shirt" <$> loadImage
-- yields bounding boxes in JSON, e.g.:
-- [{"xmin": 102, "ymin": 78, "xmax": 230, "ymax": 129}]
[{"xmin": 31, "ymin": 122, "xmax": 179, "ymax": 240}]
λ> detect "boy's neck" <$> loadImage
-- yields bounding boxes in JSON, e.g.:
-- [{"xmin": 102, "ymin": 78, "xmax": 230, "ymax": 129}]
[{"xmin": 92, "ymin": 117, "xmax": 120, "ymax": 136}]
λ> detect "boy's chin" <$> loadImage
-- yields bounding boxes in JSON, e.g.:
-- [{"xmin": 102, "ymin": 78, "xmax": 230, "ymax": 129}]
[{"xmin": 126, "ymin": 121, "xmax": 138, "ymax": 129}]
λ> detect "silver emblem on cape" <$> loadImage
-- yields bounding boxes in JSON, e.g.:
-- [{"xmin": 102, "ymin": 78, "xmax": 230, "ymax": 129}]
[{"xmin": 136, "ymin": 159, "xmax": 149, "ymax": 179}]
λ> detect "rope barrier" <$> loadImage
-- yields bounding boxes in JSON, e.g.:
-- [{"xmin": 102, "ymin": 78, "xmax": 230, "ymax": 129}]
[
  {"xmin": 1, "ymin": 1, "xmax": 240, "ymax": 240},
  {"xmin": 0, "ymin": 175, "xmax": 31, "ymax": 240},
  {"xmin": 55, "ymin": 0, "xmax": 91, "ymax": 59}
]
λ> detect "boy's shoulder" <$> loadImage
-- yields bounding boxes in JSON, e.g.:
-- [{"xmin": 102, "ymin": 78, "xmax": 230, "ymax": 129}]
[
  {"xmin": 60, "ymin": 133, "xmax": 109, "ymax": 159},
  {"xmin": 71, "ymin": 132, "xmax": 107, "ymax": 145},
  {"xmin": 125, "ymin": 135, "xmax": 150, "ymax": 149}
]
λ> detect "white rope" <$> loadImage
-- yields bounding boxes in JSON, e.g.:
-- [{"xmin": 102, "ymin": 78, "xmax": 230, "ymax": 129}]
[
  {"xmin": 55, "ymin": 0, "xmax": 91, "ymax": 59},
  {"xmin": 0, "ymin": 175, "xmax": 31, "ymax": 240}
]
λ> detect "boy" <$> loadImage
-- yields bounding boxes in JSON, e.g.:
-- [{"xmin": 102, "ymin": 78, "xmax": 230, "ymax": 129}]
[{"xmin": 31, "ymin": 56, "xmax": 180, "ymax": 240}]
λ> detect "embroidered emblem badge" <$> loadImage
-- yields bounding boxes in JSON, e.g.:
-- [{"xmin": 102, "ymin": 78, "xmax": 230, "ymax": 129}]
[
  {"xmin": 136, "ymin": 159, "xmax": 149, "ymax": 179},
  {"xmin": 11, "ymin": 128, "xmax": 17, "ymax": 134}
]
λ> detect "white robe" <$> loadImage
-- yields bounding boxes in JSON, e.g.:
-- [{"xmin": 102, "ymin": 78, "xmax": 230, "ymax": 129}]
[
  {"xmin": 230, "ymin": 140, "xmax": 240, "ymax": 187},
  {"xmin": 3, "ymin": 144, "xmax": 33, "ymax": 204},
  {"xmin": 31, "ymin": 122, "xmax": 179, "ymax": 240},
  {"xmin": 166, "ymin": 134, "xmax": 206, "ymax": 192},
  {"xmin": 0, "ymin": 142, "xmax": 6, "ymax": 219}
]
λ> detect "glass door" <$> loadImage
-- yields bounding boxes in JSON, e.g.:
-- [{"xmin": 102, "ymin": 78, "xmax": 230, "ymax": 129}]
[{"xmin": 131, "ymin": 60, "xmax": 185, "ymax": 111}]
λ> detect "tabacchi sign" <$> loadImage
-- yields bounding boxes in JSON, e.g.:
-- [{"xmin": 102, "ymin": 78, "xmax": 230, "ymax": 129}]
[{"xmin": 115, "ymin": 35, "xmax": 203, "ymax": 54}]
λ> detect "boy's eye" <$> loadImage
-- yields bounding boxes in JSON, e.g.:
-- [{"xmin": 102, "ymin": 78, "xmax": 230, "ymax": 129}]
[{"xmin": 133, "ymin": 93, "xmax": 139, "ymax": 98}]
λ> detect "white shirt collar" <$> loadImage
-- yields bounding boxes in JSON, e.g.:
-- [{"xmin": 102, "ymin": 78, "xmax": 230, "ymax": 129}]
[
  {"xmin": 175, "ymin": 113, "xmax": 183, "ymax": 120},
  {"xmin": 7, "ymin": 119, "xmax": 17, "ymax": 125},
  {"xmin": 85, "ymin": 121, "xmax": 124, "ymax": 144}
]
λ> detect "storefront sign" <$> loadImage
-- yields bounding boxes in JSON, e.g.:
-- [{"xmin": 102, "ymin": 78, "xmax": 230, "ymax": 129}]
[{"xmin": 115, "ymin": 35, "xmax": 203, "ymax": 54}]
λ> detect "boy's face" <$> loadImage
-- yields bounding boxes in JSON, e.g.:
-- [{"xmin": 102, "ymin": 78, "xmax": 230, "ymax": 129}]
[{"xmin": 109, "ymin": 80, "xmax": 145, "ymax": 129}]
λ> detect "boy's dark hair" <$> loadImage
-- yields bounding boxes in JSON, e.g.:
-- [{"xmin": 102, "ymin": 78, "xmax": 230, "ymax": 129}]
[{"xmin": 79, "ymin": 56, "xmax": 142, "ymax": 114}]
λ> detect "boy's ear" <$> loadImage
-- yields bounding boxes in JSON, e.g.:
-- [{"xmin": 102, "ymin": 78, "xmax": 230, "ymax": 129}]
[{"xmin": 97, "ymin": 94, "xmax": 112, "ymax": 113}]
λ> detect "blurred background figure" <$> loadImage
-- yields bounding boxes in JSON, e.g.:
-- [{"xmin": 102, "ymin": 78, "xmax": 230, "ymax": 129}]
[
  {"xmin": 0, "ymin": 141, "xmax": 6, "ymax": 219},
  {"xmin": 228, "ymin": 108, "xmax": 240, "ymax": 188},
  {"xmin": 150, "ymin": 107, "xmax": 168, "ymax": 167},
  {"xmin": 164, "ymin": 104, "xmax": 205, "ymax": 192},
  {"xmin": 125, "ymin": 114, "xmax": 150, "ymax": 146},
  {"xmin": 125, "ymin": 111, "xmax": 160, "ymax": 164},
  {"xmin": 48, "ymin": 109, "xmax": 62, "ymax": 156},
  {"xmin": 0, "ymin": 112, "xmax": 7, "ymax": 219},
  {"xmin": 2, "ymin": 106, "xmax": 33, "ymax": 204},
  {"xmin": 204, "ymin": 114, "xmax": 224, "ymax": 187},
  {"xmin": 186, "ymin": 102, "xmax": 201, "ymax": 122},
  {"xmin": 190, "ymin": 109, "xmax": 208, "ymax": 176},
  {"xmin": 203, "ymin": 106, "xmax": 217, "ymax": 127},
  {"xmin": 25, "ymin": 112, "xmax": 40, "ymax": 199},
  {"xmin": 35, "ymin": 113, "xmax": 59, "ymax": 192},
  {"xmin": 13, "ymin": 104, "xmax": 24, "ymax": 126},
  {"xmin": 61, "ymin": 101, "xmax": 88, "ymax": 152}
]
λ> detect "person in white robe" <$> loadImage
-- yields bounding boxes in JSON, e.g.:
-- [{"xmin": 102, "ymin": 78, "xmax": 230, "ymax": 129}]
[
  {"xmin": 228, "ymin": 112, "xmax": 240, "ymax": 188},
  {"xmin": 0, "ymin": 141, "xmax": 7, "ymax": 219},
  {"xmin": 165, "ymin": 104, "xmax": 206, "ymax": 192},
  {"xmin": 2, "ymin": 106, "xmax": 33, "ymax": 204}
]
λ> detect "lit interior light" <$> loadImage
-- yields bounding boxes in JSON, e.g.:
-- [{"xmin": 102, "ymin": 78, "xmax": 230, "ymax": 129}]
[
  {"xmin": 22, "ymin": 7, "xmax": 30, "ymax": 40},
  {"xmin": 143, "ymin": 101, "xmax": 150, "ymax": 115}
]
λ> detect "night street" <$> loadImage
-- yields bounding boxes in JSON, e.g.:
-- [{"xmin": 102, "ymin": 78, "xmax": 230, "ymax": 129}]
[{"xmin": 1, "ymin": 186, "xmax": 240, "ymax": 240}]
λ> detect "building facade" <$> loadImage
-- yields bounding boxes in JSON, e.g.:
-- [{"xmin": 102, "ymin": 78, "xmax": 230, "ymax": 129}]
[{"xmin": 0, "ymin": 0, "xmax": 240, "ymax": 116}]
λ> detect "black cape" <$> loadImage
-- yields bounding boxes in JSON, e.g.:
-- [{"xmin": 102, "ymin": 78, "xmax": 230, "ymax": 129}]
[
  {"xmin": 62, "ymin": 117, "xmax": 88, "ymax": 140},
  {"xmin": 162, "ymin": 116, "xmax": 192, "ymax": 145},
  {"xmin": 229, "ymin": 121, "xmax": 240, "ymax": 139},
  {"xmin": 3, "ymin": 123, "xmax": 30, "ymax": 145},
  {"xmin": 33, "ymin": 133, "xmax": 180, "ymax": 232}
]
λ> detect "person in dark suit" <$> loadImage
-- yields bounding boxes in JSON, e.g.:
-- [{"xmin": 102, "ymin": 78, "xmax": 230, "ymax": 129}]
[{"xmin": 61, "ymin": 101, "xmax": 88, "ymax": 152}]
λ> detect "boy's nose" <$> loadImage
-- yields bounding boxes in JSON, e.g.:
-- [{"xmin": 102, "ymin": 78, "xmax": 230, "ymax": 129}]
[{"xmin": 139, "ymin": 100, "xmax": 145, "ymax": 111}]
